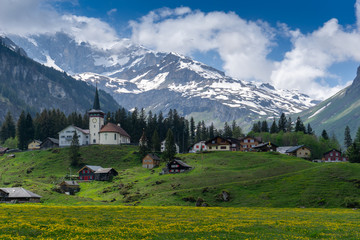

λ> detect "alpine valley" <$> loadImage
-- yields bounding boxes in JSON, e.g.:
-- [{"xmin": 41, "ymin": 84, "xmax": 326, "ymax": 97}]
[{"xmin": 8, "ymin": 32, "xmax": 317, "ymax": 127}]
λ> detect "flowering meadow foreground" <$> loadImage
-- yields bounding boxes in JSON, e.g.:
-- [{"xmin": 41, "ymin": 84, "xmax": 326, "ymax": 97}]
[{"xmin": 0, "ymin": 205, "xmax": 359, "ymax": 239}]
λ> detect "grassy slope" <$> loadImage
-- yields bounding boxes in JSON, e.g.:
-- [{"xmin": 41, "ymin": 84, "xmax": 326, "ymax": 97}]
[{"xmin": 0, "ymin": 145, "xmax": 360, "ymax": 207}]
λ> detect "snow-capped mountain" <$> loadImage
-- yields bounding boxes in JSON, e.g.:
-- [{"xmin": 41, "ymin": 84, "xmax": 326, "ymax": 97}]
[{"xmin": 8, "ymin": 32, "xmax": 317, "ymax": 126}]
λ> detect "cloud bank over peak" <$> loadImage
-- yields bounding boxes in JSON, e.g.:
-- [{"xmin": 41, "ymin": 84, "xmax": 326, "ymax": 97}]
[{"xmin": 0, "ymin": 0, "xmax": 120, "ymax": 49}]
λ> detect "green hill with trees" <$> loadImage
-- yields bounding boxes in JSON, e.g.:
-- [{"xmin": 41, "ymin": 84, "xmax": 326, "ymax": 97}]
[{"xmin": 1, "ymin": 145, "xmax": 360, "ymax": 208}]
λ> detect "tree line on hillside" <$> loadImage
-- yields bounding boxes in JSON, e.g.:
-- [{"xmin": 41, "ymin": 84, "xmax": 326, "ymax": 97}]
[
  {"xmin": 1, "ymin": 108, "xmax": 360, "ymax": 162},
  {"xmin": 0, "ymin": 108, "xmax": 244, "ymax": 152}
]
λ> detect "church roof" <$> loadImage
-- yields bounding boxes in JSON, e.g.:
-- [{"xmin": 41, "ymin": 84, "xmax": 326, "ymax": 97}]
[
  {"xmin": 93, "ymin": 87, "xmax": 101, "ymax": 110},
  {"xmin": 99, "ymin": 123, "xmax": 130, "ymax": 138}
]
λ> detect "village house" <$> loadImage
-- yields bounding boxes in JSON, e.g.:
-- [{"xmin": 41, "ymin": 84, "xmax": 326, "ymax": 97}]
[
  {"xmin": 188, "ymin": 141, "xmax": 207, "ymax": 153},
  {"xmin": 40, "ymin": 137, "xmax": 59, "ymax": 149},
  {"xmin": 281, "ymin": 145, "xmax": 311, "ymax": 159},
  {"xmin": 205, "ymin": 136, "xmax": 231, "ymax": 151},
  {"xmin": 227, "ymin": 138, "xmax": 241, "ymax": 151},
  {"xmin": 239, "ymin": 136, "xmax": 262, "ymax": 152},
  {"xmin": 99, "ymin": 123, "xmax": 130, "ymax": 145},
  {"xmin": 78, "ymin": 165, "xmax": 118, "ymax": 181},
  {"xmin": 161, "ymin": 140, "xmax": 180, "ymax": 153},
  {"xmin": 94, "ymin": 168, "xmax": 118, "ymax": 181},
  {"xmin": 0, "ymin": 187, "xmax": 42, "ymax": 203},
  {"xmin": 59, "ymin": 181, "xmax": 80, "ymax": 195},
  {"xmin": 322, "ymin": 149, "xmax": 348, "ymax": 162},
  {"xmin": 252, "ymin": 142, "xmax": 278, "ymax": 152},
  {"xmin": 142, "ymin": 153, "xmax": 161, "ymax": 169},
  {"xmin": 166, "ymin": 159, "xmax": 192, "ymax": 174},
  {"xmin": 58, "ymin": 125, "xmax": 90, "ymax": 147},
  {"xmin": 28, "ymin": 140, "xmax": 42, "ymax": 150},
  {"xmin": 78, "ymin": 165, "xmax": 102, "ymax": 181}
]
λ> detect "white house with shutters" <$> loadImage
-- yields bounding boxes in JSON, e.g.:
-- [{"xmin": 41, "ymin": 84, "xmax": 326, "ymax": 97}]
[{"xmin": 58, "ymin": 125, "xmax": 90, "ymax": 147}]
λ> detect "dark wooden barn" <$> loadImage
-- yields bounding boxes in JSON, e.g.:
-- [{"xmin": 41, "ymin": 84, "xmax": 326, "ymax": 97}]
[
  {"xmin": 59, "ymin": 181, "xmax": 80, "ymax": 195},
  {"xmin": 167, "ymin": 159, "xmax": 192, "ymax": 174},
  {"xmin": 40, "ymin": 137, "xmax": 59, "ymax": 149},
  {"xmin": 94, "ymin": 168, "xmax": 118, "ymax": 181}
]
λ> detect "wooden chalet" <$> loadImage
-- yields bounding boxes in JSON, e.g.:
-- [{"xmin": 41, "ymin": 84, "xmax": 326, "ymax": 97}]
[
  {"xmin": 239, "ymin": 136, "xmax": 262, "ymax": 152},
  {"xmin": 59, "ymin": 181, "xmax": 80, "ymax": 195},
  {"xmin": 322, "ymin": 149, "xmax": 347, "ymax": 162},
  {"xmin": 285, "ymin": 145, "xmax": 311, "ymax": 159},
  {"xmin": 40, "ymin": 137, "xmax": 59, "ymax": 149},
  {"xmin": 167, "ymin": 159, "xmax": 192, "ymax": 173},
  {"xmin": 205, "ymin": 136, "xmax": 231, "ymax": 151},
  {"xmin": 227, "ymin": 138, "xmax": 241, "ymax": 151},
  {"xmin": 94, "ymin": 168, "xmax": 118, "ymax": 181},
  {"xmin": 78, "ymin": 165, "xmax": 102, "ymax": 181},
  {"xmin": 0, "ymin": 187, "xmax": 42, "ymax": 203},
  {"xmin": 252, "ymin": 142, "xmax": 278, "ymax": 152},
  {"xmin": 142, "ymin": 153, "xmax": 161, "ymax": 169}
]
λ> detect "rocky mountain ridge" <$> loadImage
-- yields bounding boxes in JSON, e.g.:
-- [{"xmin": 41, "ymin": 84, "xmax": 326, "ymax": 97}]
[{"xmin": 8, "ymin": 32, "xmax": 317, "ymax": 126}]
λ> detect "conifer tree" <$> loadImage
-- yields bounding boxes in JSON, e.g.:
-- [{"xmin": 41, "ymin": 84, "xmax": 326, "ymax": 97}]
[
  {"xmin": 163, "ymin": 129, "xmax": 176, "ymax": 162},
  {"xmin": 261, "ymin": 120, "xmax": 269, "ymax": 133},
  {"xmin": 295, "ymin": 116, "xmax": 306, "ymax": 133},
  {"xmin": 223, "ymin": 122, "xmax": 232, "ymax": 138},
  {"xmin": 354, "ymin": 127, "xmax": 360, "ymax": 145},
  {"xmin": 209, "ymin": 122, "xmax": 215, "ymax": 139},
  {"xmin": 344, "ymin": 125, "xmax": 352, "ymax": 149},
  {"xmin": 0, "ymin": 111, "xmax": 16, "ymax": 142},
  {"xmin": 321, "ymin": 129, "xmax": 329, "ymax": 140},
  {"xmin": 16, "ymin": 111, "xmax": 27, "ymax": 150},
  {"xmin": 286, "ymin": 117, "xmax": 293, "ymax": 132},
  {"xmin": 70, "ymin": 131, "xmax": 81, "ymax": 166},
  {"xmin": 190, "ymin": 117, "xmax": 195, "ymax": 144},
  {"xmin": 307, "ymin": 123, "xmax": 313, "ymax": 135},
  {"xmin": 25, "ymin": 113, "xmax": 34, "ymax": 143},
  {"xmin": 270, "ymin": 118, "xmax": 278, "ymax": 134},
  {"xmin": 151, "ymin": 130, "xmax": 161, "ymax": 152},
  {"xmin": 278, "ymin": 113, "xmax": 287, "ymax": 132},
  {"xmin": 347, "ymin": 142, "xmax": 360, "ymax": 163}
]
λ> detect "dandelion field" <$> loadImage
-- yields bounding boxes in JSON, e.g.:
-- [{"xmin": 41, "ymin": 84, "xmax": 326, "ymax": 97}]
[{"xmin": 1, "ymin": 205, "xmax": 359, "ymax": 239}]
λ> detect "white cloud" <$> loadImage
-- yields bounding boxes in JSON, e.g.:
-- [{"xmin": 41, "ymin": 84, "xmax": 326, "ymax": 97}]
[
  {"xmin": 107, "ymin": 8, "xmax": 117, "ymax": 16},
  {"xmin": 0, "ymin": 0, "xmax": 119, "ymax": 49},
  {"xmin": 130, "ymin": 8, "xmax": 275, "ymax": 82},
  {"xmin": 130, "ymin": 7, "xmax": 360, "ymax": 100},
  {"xmin": 271, "ymin": 18, "xmax": 360, "ymax": 99}
]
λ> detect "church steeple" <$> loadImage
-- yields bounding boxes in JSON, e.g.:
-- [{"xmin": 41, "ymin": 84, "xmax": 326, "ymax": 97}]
[{"xmin": 93, "ymin": 86, "xmax": 101, "ymax": 110}]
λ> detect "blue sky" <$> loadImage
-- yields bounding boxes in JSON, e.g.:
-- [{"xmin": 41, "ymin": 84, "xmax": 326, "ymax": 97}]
[{"xmin": 1, "ymin": 0, "xmax": 360, "ymax": 100}]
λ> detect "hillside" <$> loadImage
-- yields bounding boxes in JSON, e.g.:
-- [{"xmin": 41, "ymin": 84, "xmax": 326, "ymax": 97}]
[
  {"xmin": 301, "ymin": 66, "xmax": 360, "ymax": 144},
  {"xmin": 1, "ymin": 145, "xmax": 360, "ymax": 208},
  {"xmin": 0, "ymin": 38, "xmax": 119, "ymax": 121}
]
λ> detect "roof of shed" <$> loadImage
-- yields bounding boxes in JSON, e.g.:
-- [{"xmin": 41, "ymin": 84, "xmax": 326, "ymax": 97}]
[
  {"xmin": 99, "ymin": 123, "xmax": 130, "ymax": 138},
  {"xmin": 0, "ymin": 187, "xmax": 42, "ymax": 198}
]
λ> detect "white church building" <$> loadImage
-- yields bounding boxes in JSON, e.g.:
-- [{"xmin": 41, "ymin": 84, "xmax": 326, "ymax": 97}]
[{"xmin": 59, "ymin": 88, "xmax": 130, "ymax": 147}]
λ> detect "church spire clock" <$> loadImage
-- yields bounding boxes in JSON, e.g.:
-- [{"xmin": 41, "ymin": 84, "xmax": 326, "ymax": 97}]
[{"xmin": 88, "ymin": 86, "xmax": 105, "ymax": 144}]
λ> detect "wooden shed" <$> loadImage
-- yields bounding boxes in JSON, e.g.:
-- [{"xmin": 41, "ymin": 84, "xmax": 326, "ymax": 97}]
[
  {"xmin": 40, "ymin": 137, "xmax": 59, "ymax": 149},
  {"xmin": 78, "ymin": 165, "xmax": 102, "ymax": 181},
  {"xmin": 0, "ymin": 187, "xmax": 42, "ymax": 203},
  {"xmin": 59, "ymin": 181, "xmax": 80, "ymax": 195},
  {"xmin": 94, "ymin": 168, "xmax": 118, "ymax": 181}
]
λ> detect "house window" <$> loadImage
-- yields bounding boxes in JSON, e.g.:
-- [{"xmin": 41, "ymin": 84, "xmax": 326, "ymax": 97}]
[
  {"xmin": 114, "ymin": 134, "xmax": 117, "ymax": 140},
  {"xmin": 244, "ymin": 139, "xmax": 248, "ymax": 143},
  {"xmin": 336, "ymin": 152, "xmax": 338, "ymax": 156},
  {"xmin": 250, "ymin": 139, "xmax": 254, "ymax": 143},
  {"xmin": 243, "ymin": 145, "xmax": 247, "ymax": 148},
  {"xmin": 105, "ymin": 133, "xmax": 107, "ymax": 141},
  {"xmin": 212, "ymin": 140, "xmax": 215, "ymax": 144},
  {"xmin": 221, "ymin": 146, "xmax": 226, "ymax": 149},
  {"xmin": 330, "ymin": 153, "xmax": 333, "ymax": 156},
  {"xmin": 196, "ymin": 145, "xmax": 199, "ymax": 148}
]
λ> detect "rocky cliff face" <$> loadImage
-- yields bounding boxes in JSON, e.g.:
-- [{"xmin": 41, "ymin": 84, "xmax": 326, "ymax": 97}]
[{"xmin": 0, "ymin": 38, "xmax": 119, "ymax": 121}]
